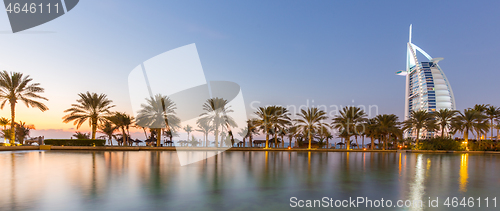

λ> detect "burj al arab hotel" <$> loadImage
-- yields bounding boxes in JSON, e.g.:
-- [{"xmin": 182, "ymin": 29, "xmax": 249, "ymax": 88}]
[{"xmin": 396, "ymin": 25, "xmax": 456, "ymax": 137}]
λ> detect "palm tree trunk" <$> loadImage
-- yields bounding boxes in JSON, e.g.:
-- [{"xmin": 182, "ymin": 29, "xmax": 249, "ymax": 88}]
[
  {"xmin": 464, "ymin": 129, "xmax": 469, "ymax": 149},
  {"xmin": 326, "ymin": 137, "xmax": 329, "ymax": 149},
  {"xmin": 441, "ymin": 124, "xmax": 446, "ymax": 138},
  {"xmin": 308, "ymin": 133, "xmax": 312, "ymax": 150},
  {"xmin": 91, "ymin": 118, "xmax": 97, "ymax": 140},
  {"xmin": 10, "ymin": 102, "xmax": 15, "ymax": 145},
  {"xmin": 215, "ymin": 129, "xmax": 219, "ymax": 148},
  {"xmin": 416, "ymin": 128, "xmax": 421, "ymax": 146},
  {"xmin": 355, "ymin": 135, "xmax": 359, "ymax": 149},
  {"xmin": 121, "ymin": 128, "xmax": 127, "ymax": 146},
  {"xmin": 370, "ymin": 135, "xmax": 375, "ymax": 150},
  {"xmin": 346, "ymin": 136, "xmax": 351, "ymax": 150},
  {"xmin": 497, "ymin": 127, "xmax": 499, "ymax": 141},
  {"xmin": 265, "ymin": 133, "xmax": 269, "ymax": 149},
  {"xmin": 382, "ymin": 135, "xmax": 386, "ymax": 150},
  {"xmin": 108, "ymin": 135, "xmax": 113, "ymax": 146},
  {"xmin": 491, "ymin": 119, "xmax": 494, "ymax": 141},
  {"xmin": 126, "ymin": 127, "xmax": 131, "ymax": 144},
  {"xmin": 156, "ymin": 128, "xmax": 161, "ymax": 147},
  {"xmin": 274, "ymin": 128, "xmax": 278, "ymax": 148},
  {"xmin": 249, "ymin": 134, "xmax": 253, "ymax": 148},
  {"xmin": 362, "ymin": 135, "xmax": 364, "ymax": 149},
  {"xmin": 142, "ymin": 127, "xmax": 148, "ymax": 140},
  {"xmin": 289, "ymin": 136, "xmax": 292, "ymax": 148}
]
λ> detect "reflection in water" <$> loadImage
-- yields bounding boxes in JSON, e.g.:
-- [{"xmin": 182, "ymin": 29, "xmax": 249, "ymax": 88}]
[
  {"xmin": 409, "ymin": 154, "xmax": 425, "ymax": 211},
  {"xmin": 459, "ymin": 153, "xmax": 469, "ymax": 193},
  {"xmin": 399, "ymin": 152, "xmax": 402, "ymax": 177},
  {"xmin": 0, "ymin": 151, "xmax": 498, "ymax": 211}
]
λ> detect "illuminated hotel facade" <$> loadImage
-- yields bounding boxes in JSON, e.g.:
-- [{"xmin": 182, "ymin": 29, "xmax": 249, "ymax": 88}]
[{"xmin": 397, "ymin": 25, "xmax": 456, "ymax": 138}]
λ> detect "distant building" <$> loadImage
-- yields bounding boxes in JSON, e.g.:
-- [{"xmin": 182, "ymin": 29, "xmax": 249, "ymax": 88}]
[{"xmin": 397, "ymin": 25, "xmax": 456, "ymax": 138}]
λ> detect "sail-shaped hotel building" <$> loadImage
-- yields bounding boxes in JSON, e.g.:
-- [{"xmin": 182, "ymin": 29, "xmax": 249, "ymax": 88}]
[{"xmin": 397, "ymin": 25, "xmax": 456, "ymax": 138}]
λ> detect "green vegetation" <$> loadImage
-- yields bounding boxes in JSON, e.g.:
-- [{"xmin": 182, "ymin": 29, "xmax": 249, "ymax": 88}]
[
  {"xmin": 417, "ymin": 138, "xmax": 465, "ymax": 151},
  {"xmin": 62, "ymin": 92, "xmax": 115, "ymax": 140},
  {"xmin": 199, "ymin": 97, "xmax": 237, "ymax": 147},
  {"xmin": 44, "ymin": 139, "xmax": 105, "ymax": 146},
  {"xmin": 0, "ymin": 71, "xmax": 48, "ymax": 144},
  {"xmin": 135, "ymin": 94, "xmax": 180, "ymax": 147}
]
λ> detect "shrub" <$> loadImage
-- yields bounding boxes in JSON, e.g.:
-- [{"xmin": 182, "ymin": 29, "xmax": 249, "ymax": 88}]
[
  {"xmin": 44, "ymin": 139, "xmax": 105, "ymax": 146},
  {"xmin": 417, "ymin": 138, "xmax": 465, "ymax": 151},
  {"xmin": 467, "ymin": 140, "xmax": 499, "ymax": 151}
]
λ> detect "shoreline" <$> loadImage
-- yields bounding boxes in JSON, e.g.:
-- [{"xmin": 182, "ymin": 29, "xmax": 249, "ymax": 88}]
[{"xmin": 1, "ymin": 146, "xmax": 500, "ymax": 154}]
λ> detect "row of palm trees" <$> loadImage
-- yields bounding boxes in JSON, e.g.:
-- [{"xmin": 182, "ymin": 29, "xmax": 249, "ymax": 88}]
[
  {"xmin": 62, "ymin": 91, "xmax": 238, "ymax": 147},
  {"xmin": 239, "ymin": 104, "xmax": 500, "ymax": 150},
  {"xmin": 61, "ymin": 89, "xmax": 500, "ymax": 150},
  {"xmin": 0, "ymin": 117, "xmax": 36, "ymax": 145},
  {"xmin": 1, "ymin": 70, "xmax": 499, "ymax": 150}
]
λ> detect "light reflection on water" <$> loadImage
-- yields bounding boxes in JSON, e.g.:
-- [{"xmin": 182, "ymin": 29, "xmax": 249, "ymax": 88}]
[
  {"xmin": 459, "ymin": 153, "xmax": 469, "ymax": 193},
  {"xmin": 0, "ymin": 151, "xmax": 498, "ymax": 211}
]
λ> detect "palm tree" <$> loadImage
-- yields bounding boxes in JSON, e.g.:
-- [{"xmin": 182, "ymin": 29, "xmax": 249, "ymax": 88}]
[
  {"xmin": 433, "ymin": 109, "xmax": 457, "ymax": 138},
  {"xmin": 485, "ymin": 106, "xmax": 500, "ymax": 140},
  {"xmin": 237, "ymin": 127, "xmax": 248, "ymax": 147},
  {"xmin": 98, "ymin": 121, "xmax": 118, "ymax": 146},
  {"xmin": 496, "ymin": 122, "xmax": 500, "ymax": 140},
  {"xmin": 403, "ymin": 110, "xmax": 434, "ymax": 145},
  {"xmin": 473, "ymin": 104, "xmax": 489, "ymax": 113},
  {"xmin": 374, "ymin": 114, "xmax": 400, "ymax": 150},
  {"xmin": 107, "ymin": 112, "xmax": 134, "ymax": 146},
  {"xmin": 0, "ymin": 71, "xmax": 48, "ymax": 144},
  {"xmin": 453, "ymin": 109, "xmax": 486, "ymax": 145},
  {"xmin": 15, "ymin": 121, "xmax": 35, "ymax": 145},
  {"xmin": 449, "ymin": 118, "xmax": 464, "ymax": 138},
  {"xmin": 246, "ymin": 119, "xmax": 259, "ymax": 147},
  {"xmin": 0, "ymin": 117, "xmax": 9, "ymax": 143},
  {"xmin": 296, "ymin": 107, "xmax": 328, "ymax": 150},
  {"xmin": 183, "ymin": 124, "xmax": 193, "ymax": 142},
  {"xmin": 136, "ymin": 94, "xmax": 180, "ymax": 147},
  {"xmin": 196, "ymin": 118, "xmax": 213, "ymax": 147},
  {"xmin": 0, "ymin": 128, "xmax": 14, "ymax": 143},
  {"xmin": 0, "ymin": 117, "xmax": 9, "ymax": 129},
  {"xmin": 473, "ymin": 104, "xmax": 490, "ymax": 139},
  {"xmin": 365, "ymin": 118, "xmax": 378, "ymax": 149},
  {"xmin": 199, "ymin": 97, "xmax": 237, "ymax": 148},
  {"xmin": 332, "ymin": 106, "xmax": 367, "ymax": 150},
  {"xmin": 286, "ymin": 123, "xmax": 298, "ymax": 148},
  {"xmin": 163, "ymin": 129, "xmax": 178, "ymax": 145},
  {"xmin": 270, "ymin": 106, "xmax": 290, "ymax": 148},
  {"xmin": 73, "ymin": 131, "xmax": 90, "ymax": 139},
  {"xmin": 254, "ymin": 106, "xmax": 289, "ymax": 149},
  {"xmin": 62, "ymin": 92, "xmax": 114, "ymax": 140},
  {"xmin": 318, "ymin": 126, "xmax": 332, "ymax": 149}
]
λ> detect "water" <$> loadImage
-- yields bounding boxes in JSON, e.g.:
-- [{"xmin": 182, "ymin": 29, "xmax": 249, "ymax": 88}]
[{"xmin": 0, "ymin": 151, "xmax": 498, "ymax": 210}]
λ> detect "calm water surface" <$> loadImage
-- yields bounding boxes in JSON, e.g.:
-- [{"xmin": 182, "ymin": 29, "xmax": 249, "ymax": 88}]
[{"xmin": 0, "ymin": 151, "xmax": 499, "ymax": 210}]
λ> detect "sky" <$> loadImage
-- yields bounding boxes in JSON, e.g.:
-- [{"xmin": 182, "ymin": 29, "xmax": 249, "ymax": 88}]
[{"xmin": 0, "ymin": 0, "xmax": 499, "ymax": 139}]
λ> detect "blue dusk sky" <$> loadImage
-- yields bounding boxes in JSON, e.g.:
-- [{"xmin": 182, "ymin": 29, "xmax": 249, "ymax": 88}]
[{"xmin": 0, "ymin": 0, "xmax": 499, "ymax": 138}]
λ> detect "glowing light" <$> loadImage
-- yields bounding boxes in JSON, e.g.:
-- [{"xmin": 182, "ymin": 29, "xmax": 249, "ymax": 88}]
[
  {"xmin": 287, "ymin": 146, "xmax": 291, "ymax": 150},
  {"xmin": 459, "ymin": 154, "xmax": 469, "ymax": 193}
]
